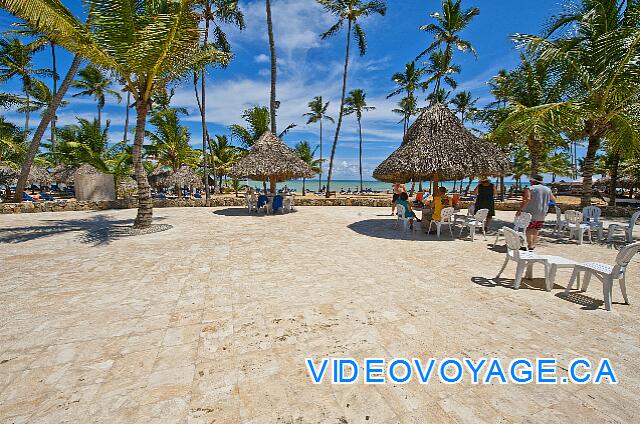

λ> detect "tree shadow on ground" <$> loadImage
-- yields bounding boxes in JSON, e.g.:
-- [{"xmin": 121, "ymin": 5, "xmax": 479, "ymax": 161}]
[
  {"xmin": 347, "ymin": 218, "xmax": 457, "ymax": 241},
  {"xmin": 212, "ymin": 208, "xmax": 298, "ymax": 217},
  {"xmin": 0, "ymin": 214, "xmax": 170, "ymax": 246}
]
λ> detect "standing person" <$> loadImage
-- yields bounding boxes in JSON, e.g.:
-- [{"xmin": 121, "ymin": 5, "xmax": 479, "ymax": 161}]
[
  {"xmin": 474, "ymin": 177, "xmax": 497, "ymax": 228},
  {"xmin": 391, "ymin": 182, "xmax": 407, "ymax": 215},
  {"xmin": 517, "ymin": 174, "xmax": 555, "ymax": 250}
]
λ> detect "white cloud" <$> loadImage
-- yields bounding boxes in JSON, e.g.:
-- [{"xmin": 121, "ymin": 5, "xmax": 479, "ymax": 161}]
[{"xmin": 254, "ymin": 53, "xmax": 270, "ymax": 63}]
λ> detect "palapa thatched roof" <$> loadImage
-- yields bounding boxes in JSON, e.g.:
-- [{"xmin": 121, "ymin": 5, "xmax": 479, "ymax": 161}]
[
  {"xmin": 373, "ymin": 103, "xmax": 511, "ymax": 183},
  {"xmin": 229, "ymin": 131, "xmax": 315, "ymax": 182},
  {"xmin": 51, "ymin": 164, "xmax": 77, "ymax": 184},
  {"xmin": 27, "ymin": 165, "xmax": 52, "ymax": 184},
  {"xmin": 149, "ymin": 166, "xmax": 203, "ymax": 188},
  {"xmin": 0, "ymin": 162, "xmax": 18, "ymax": 185},
  {"xmin": 596, "ymin": 176, "xmax": 639, "ymax": 189},
  {"xmin": 51, "ymin": 164, "xmax": 100, "ymax": 184}
]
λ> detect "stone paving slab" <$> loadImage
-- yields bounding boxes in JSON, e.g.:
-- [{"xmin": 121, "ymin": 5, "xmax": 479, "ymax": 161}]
[{"xmin": 0, "ymin": 206, "xmax": 639, "ymax": 423}]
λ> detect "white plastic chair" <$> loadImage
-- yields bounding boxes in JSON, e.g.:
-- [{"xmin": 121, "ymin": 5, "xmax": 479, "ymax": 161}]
[
  {"xmin": 454, "ymin": 203, "xmax": 475, "ymax": 226},
  {"xmin": 582, "ymin": 206, "xmax": 604, "ymax": 240},
  {"xmin": 258, "ymin": 196, "xmax": 272, "ymax": 215},
  {"xmin": 494, "ymin": 212, "xmax": 532, "ymax": 247},
  {"xmin": 459, "ymin": 208, "xmax": 489, "ymax": 241},
  {"xmin": 565, "ymin": 210, "xmax": 592, "ymax": 245},
  {"xmin": 245, "ymin": 193, "xmax": 257, "ymax": 213},
  {"xmin": 607, "ymin": 210, "xmax": 640, "ymax": 245},
  {"xmin": 283, "ymin": 194, "xmax": 295, "ymax": 213},
  {"xmin": 553, "ymin": 206, "xmax": 567, "ymax": 234},
  {"xmin": 565, "ymin": 241, "xmax": 640, "ymax": 310},
  {"xmin": 395, "ymin": 204, "xmax": 414, "ymax": 232},
  {"xmin": 496, "ymin": 227, "xmax": 548, "ymax": 289},
  {"xmin": 428, "ymin": 207, "xmax": 455, "ymax": 238}
]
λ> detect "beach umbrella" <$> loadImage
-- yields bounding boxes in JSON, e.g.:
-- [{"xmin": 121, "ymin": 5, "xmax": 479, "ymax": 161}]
[
  {"xmin": 373, "ymin": 103, "xmax": 511, "ymax": 188},
  {"xmin": 229, "ymin": 131, "xmax": 315, "ymax": 193},
  {"xmin": 0, "ymin": 162, "xmax": 18, "ymax": 186}
]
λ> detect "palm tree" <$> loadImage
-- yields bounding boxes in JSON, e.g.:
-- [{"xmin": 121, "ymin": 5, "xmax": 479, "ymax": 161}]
[
  {"xmin": 230, "ymin": 105, "xmax": 294, "ymax": 147},
  {"xmin": 303, "ymin": 96, "xmax": 334, "ymax": 191},
  {"xmin": 53, "ymin": 118, "xmax": 111, "ymax": 172},
  {"xmin": 2, "ymin": 0, "xmax": 229, "ymax": 226},
  {"xmin": 317, "ymin": 0, "xmax": 387, "ymax": 198},
  {"xmin": 146, "ymin": 109, "xmax": 198, "ymax": 173},
  {"xmin": 264, "ymin": 0, "xmax": 278, "ymax": 134},
  {"xmin": 0, "ymin": 36, "xmax": 51, "ymax": 132},
  {"xmin": 344, "ymin": 89, "xmax": 375, "ymax": 192},
  {"xmin": 194, "ymin": 0, "xmax": 245, "ymax": 203},
  {"xmin": 0, "ymin": 116, "xmax": 26, "ymax": 167},
  {"xmin": 450, "ymin": 91, "xmax": 477, "ymax": 124},
  {"xmin": 509, "ymin": 0, "xmax": 640, "ymax": 206},
  {"xmin": 491, "ymin": 53, "xmax": 568, "ymax": 176},
  {"xmin": 5, "ymin": 23, "xmax": 60, "ymax": 151},
  {"xmin": 294, "ymin": 141, "xmax": 322, "ymax": 195},
  {"xmin": 72, "ymin": 65, "xmax": 122, "ymax": 130},
  {"xmin": 417, "ymin": 0, "xmax": 479, "ymax": 94},
  {"xmin": 209, "ymin": 134, "xmax": 240, "ymax": 189},
  {"xmin": 392, "ymin": 93, "xmax": 420, "ymax": 135},
  {"xmin": 423, "ymin": 50, "xmax": 460, "ymax": 99},
  {"xmin": 427, "ymin": 87, "xmax": 451, "ymax": 104},
  {"xmin": 18, "ymin": 79, "xmax": 67, "ymax": 120},
  {"xmin": 387, "ymin": 61, "xmax": 425, "ymax": 99}
]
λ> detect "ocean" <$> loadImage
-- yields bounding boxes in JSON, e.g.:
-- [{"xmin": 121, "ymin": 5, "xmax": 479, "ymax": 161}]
[{"xmin": 243, "ymin": 179, "xmax": 517, "ymax": 193}]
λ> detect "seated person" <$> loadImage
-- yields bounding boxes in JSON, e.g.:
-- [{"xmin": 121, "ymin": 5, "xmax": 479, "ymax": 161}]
[
  {"xmin": 395, "ymin": 192, "xmax": 419, "ymax": 228},
  {"xmin": 424, "ymin": 186, "xmax": 451, "ymax": 232}
]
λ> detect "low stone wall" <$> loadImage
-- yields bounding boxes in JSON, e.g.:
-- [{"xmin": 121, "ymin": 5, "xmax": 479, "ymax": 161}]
[{"xmin": 1, "ymin": 196, "xmax": 637, "ymax": 218}]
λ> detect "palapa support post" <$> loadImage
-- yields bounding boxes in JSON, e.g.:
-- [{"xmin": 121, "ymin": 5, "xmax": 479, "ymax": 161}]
[{"xmin": 270, "ymin": 176, "xmax": 277, "ymax": 194}]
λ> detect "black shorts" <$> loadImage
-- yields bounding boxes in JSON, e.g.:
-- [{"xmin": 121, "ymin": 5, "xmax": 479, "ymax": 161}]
[{"xmin": 392, "ymin": 193, "xmax": 400, "ymax": 203}]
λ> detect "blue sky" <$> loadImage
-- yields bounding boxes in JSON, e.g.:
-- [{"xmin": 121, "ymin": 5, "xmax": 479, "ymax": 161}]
[{"xmin": 0, "ymin": 0, "xmax": 565, "ymax": 180}]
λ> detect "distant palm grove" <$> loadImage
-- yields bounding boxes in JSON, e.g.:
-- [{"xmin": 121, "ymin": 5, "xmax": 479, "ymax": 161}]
[{"xmin": 1, "ymin": 0, "xmax": 640, "ymax": 228}]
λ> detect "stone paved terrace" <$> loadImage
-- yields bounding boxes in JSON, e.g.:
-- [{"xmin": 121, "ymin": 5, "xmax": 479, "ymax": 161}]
[{"xmin": 1, "ymin": 206, "xmax": 639, "ymax": 423}]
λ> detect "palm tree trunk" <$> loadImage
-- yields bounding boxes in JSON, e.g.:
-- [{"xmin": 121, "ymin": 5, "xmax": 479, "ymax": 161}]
[
  {"xmin": 581, "ymin": 134, "xmax": 601, "ymax": 207},
  {"xmin": 499, "ymin": 175, "xmax": 505, "ymax": 201},
  {"xmin": 122, "ymin": 91, "xmax": 130, "ymax": 151},
  {"xmin": 24, "ymin": 89, "xmax": 30, "ymax": 132},
  {"xmin": 608, "ymin": 152, "xmax": 620, "ymax": 207},
  {"xmin": 50, "ymin": 42, "xmax": 57, "ymax": 154},
  {"xmin": 132, "ymin": 99, "xmax": 153, "ymax": 228},
  {"xmin": 14, "ymin": 54, "xmax": 82, "ymax": 202},
  {"xmin": 466, "ymin": 177, "xmax": 474, "ymax": 194},
  {"xmin": 270, "ymin": 175, "xmax": 276, "ymax": 194},
  {"xmin": 325, "ymin": 19, "xmax": 351, "ymax": 198},
  {"xmin": 358, "ymin": 117, "xmax": 363, "ymax": 193},
  {"xmin": 527, "ymin": 136, "xmax": 542, "ymax": 176},
  {"xmin": 318, "ymin": 118, "xmax": 323, "ymax": 192},
  {"xmin": 201, "ymin": 18, "xmax": 211, "ymax": 205},
  {"xmin": 97, "ymin": 103, "xmax": 102, "ymax": 131},
  {"xmin": 266, "ymin": 0, "xmax": 277, "ymax": 134}
]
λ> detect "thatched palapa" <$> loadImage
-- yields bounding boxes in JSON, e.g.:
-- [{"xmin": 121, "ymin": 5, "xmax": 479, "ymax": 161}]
[
  {"xmin": 229, "ymin": 132, "xmax": 315, "ymax": 190},
  {"xmin": 373, "ymin": 103, "xmax": 511, "ymax": 183},
  {"xmin": 51, "ymin": 165, "xmax": 77, "ymax": 184},
  {"xmin": 27, "ymin": 165, "xmax": 52, "ymax": 185},
  {"xmin": 0, "ymin": 162, "xmax": 18, "ymax": 185},
  {"xmin": 149, "ymin": 166, "xmax": 203, "ymax": 189}
]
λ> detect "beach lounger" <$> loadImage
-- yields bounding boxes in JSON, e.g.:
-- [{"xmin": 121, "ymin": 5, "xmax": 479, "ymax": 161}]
[
  {"xmin": 22, "ymin": 192, "xmax": 39, "ymax": 202},
  {"xmin": 494, "ymin": 212, "xmax": 532, "ymax": 247},
  {"xmin": 40, "ymin": 192, "xmax": 55, "ymax": 201}
]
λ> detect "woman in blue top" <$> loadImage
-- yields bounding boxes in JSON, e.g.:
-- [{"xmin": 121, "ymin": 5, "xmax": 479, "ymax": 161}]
[{"xmin": 396, "ymin": 192, "xmax": 419, "ymax": 228}]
